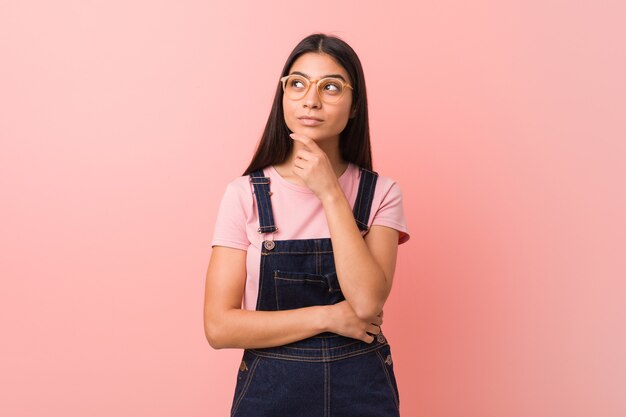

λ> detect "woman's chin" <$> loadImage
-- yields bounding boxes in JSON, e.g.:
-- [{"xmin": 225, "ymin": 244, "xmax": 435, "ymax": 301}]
[{"xmin": 291, "ymin": 129, "xmax": 339, "ymax": 143}]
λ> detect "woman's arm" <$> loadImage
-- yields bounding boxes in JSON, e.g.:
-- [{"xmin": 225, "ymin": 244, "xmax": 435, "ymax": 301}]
[
  {"xmin": 321, "ymin": 196, "xmax": 399, "ymax": 320},
  {"xmin": 203, "ymin": 246, "xmax": 383, "ymax": 349},
  {"xmin": 288, "ymin": 134, "xmax": 400, "ymax": 321}
]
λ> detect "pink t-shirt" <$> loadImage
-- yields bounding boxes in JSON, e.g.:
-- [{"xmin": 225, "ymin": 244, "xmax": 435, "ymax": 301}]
[{"xmin": 211, "ymin": 163, "xmax": 410, "ymax": 310}]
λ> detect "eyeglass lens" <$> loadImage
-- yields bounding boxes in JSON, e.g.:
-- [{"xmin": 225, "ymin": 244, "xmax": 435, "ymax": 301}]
[{"xmin": 283, "ymin": 75, "xmax": 345, "ymax": 103}]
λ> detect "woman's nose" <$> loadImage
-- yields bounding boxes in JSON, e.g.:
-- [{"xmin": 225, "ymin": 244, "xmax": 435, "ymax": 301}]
[{"xmin": 303, "ymin": 82, "xmax": 321, "ymax": 109}]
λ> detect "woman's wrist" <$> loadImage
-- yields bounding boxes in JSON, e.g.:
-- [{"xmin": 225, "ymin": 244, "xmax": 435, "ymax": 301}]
[
  {"xmin": 318, "ymin": 183, "xmax": 345, "ymax": 207},
  {"xmin": 315, "ymin": 304, "xmax": 333, "ymax": 333}
]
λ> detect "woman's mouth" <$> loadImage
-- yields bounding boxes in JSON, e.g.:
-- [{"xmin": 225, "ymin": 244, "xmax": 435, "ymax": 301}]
[{"xmin": 298, "ymin": 116, "xmax": 323, "ymax": 126}]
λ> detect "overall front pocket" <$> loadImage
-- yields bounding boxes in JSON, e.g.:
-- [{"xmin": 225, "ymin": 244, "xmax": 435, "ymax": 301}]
[{"xmin": 273, "ymin": 270, "xmax": 344, "ymax": 310}]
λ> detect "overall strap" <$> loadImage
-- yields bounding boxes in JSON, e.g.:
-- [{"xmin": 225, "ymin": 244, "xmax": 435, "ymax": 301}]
[
  {"xmin": 249, "ymin": 170, "xmax": 278, "ymax": 234},
  {"xmin": 353, "ymin": 168, "xmax": 379, "ymax": 232}
]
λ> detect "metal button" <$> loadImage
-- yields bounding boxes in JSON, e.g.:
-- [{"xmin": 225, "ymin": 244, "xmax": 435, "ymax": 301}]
[
  {"xmin": 264, "ymin": 240, "xmax": 275, "ymax": 250},
  {"xmin": 377, "ymin": 333, "xmax": 386, "ymax": 344}
]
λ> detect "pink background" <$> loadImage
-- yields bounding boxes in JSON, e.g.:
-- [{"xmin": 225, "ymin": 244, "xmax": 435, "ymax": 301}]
[{"xmin": 1, "ymin": 1, "xmax": 625, "ymax": 416}]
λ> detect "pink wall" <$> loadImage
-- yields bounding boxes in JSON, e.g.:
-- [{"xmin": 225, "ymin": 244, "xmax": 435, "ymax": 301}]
[{"xmin": 1, "ymin": 1, "xmax": 625, "ymax": 416}]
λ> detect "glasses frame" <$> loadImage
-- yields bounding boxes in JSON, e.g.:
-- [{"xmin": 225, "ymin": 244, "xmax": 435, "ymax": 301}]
[{"xmin": 280, "ymin": 74, "xmax": 353, "ymax": 104}]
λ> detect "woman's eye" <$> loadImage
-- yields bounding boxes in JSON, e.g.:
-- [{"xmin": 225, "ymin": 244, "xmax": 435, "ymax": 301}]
[
  {"xmin": 290, "ymin": 79, "xmax": 306, "ymax": 89},
  {"xmin": 322, "ymin": 81, "xmax": 341, "ymax": 94}
]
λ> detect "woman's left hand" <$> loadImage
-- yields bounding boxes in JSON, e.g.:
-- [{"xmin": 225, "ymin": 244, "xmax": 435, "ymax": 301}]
[{"xmin": 290, "ymin": 133, "xmax": 341, "ymax": 200}]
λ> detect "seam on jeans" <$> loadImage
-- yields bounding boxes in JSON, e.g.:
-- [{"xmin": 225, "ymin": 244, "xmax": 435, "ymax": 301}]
[
  {"xmin": 317, "ymin": 241, "xmax": 321, "ymax": 276},
  {"xmin": 249, "ymin": 343, "xmax": 384, "ymax": 362},
  {"xmin": 322, "ymin": 338, "xmax": 330, "ymax": 417},
  {"xmin": 376, "ymin": 349, "xmax": 399, "ymax": 410},
  {"xmin": 256, "ymin": 253, "xmax": 266, "ymax": 310},
  {"xmin": 279, "ymin": 341, "xmax": 361, "ymax": 350},
  {"xmin": 230, "ymin": 354, "xmax": 261, "ymax": 417},
  {"xmin": 353, "ymin": 169, "xmax": 365, "ymax": 221},
  {"xmin": 273, "ymin": 271, "xmax": 334, "ymax": 279},
  {"xmin": 252, "ymin": 174, "xmax": 277, "ymax": 233},
  {"xmin": 256, "ymin": 183, "xmax": 267, "ymax": 228},
  {"xmin": 273, "ymin": 270, "xmax": 280, "ymax": 310},
  {"xmin": 264, "ymin": 251, "xmax": 335, "ymax": 255},
  {"xmin": 260, "ymin": 184, "xmax": 270, "ymax": 229},
  {"xmin": 259, "ymin": 184, "xmax": 270, "ymax": 228},
  {"xmin": 363, "ymin": 170, "xmax": 376, "ymax": 228},
  {"xmin": 251, "ymin": 178, "xmax": 267, "ymax": 232},
  {"xmin": 274, "ymin": 277, "xmax": 327, "ymax": 284}
]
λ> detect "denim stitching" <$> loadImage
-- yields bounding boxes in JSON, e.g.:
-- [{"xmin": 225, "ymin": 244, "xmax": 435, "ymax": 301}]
[
  {"xmin": 279, "ymin": 341, "xmax": 362, "ymax": 350},
  {"xmin": 322, "ymin": 338, "xmax": 330, "ymax": 417},
  {"xmin": 250, "ymin": 172, "xmax": 268, "ymax": 229},
  {"xmin": 255, "ymin": 252, "xmax": 267, "ymax": 310},
  {"xmin": 258, "ymin": 183, "xmax": 270, "ymax": 230},
  {"xmin": 376, "ymin": 349, "xmax": 399, "ymax": 410},
  {"xmin": 255, "ymin": 184, "xmax": 268, "ymax": 230},
  {"xmin": 264, "ymin": 179, "xmax": 278, "ymax": 232},
  {"xmin": 353, "ymin": 169, "xmax": 378, "ymax": 231},
  {"xmin": 230, "ymin": 354, "xmax": 261, "ymax": 417},
  {"xmin": 353, "ymin": 169, "xmax": 365, "ymax": 224},
  {"xmin": 273, "ymin": 270, "xmax": 280, "ymax": 310},
  {"xmin": 251, "ymin": 172, "xmax": 277, "ymax": 233},
  {"xmin": 264, "ymin": 251, "xmax": 334, "ymax": 255},
  {"xmin": 249, "ymin": 343, "xmax": 384, "ymax": 362},
  {"xmin": 363, "ymin": 170, "xmax": 377, "ymax": 228},
  {"xmin": 274, "ymin": 277, "xmax": 327, "ymax": 285}
]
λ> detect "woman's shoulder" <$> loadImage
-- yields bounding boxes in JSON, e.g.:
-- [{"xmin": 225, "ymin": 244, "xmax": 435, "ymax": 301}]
[
  {"xmin": 218, "ymin": 174, "xmax": 256, "ymax": 209},
  {"xmin": 353, "ymin": 166, "xmax": 410, "ymax": 244},
  {"xmin": 352, "ymin": 165, "xmax": 403, "ymax": 195},
  {"xmin": 223, "ymin": 174, "xmax": 252, "ymax": 192}
]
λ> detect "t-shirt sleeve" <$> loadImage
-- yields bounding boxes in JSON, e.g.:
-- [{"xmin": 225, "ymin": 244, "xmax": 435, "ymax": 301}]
[
  {"xmin": 370, "ymin": 181, "xmax": 411, "ymax": 244},
  {"xmin": 211, "ymin": 180, "xmax": 251, "ymax": 251}
]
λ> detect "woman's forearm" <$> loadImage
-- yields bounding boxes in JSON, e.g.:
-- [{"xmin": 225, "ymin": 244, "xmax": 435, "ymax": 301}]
[
  {"xmin": 320, "ymin": 187, "xmax": 389, "ymax": 319},
  {"xmin": 206, "ymin": 305, "xmax": 328, "ymax": 349}
]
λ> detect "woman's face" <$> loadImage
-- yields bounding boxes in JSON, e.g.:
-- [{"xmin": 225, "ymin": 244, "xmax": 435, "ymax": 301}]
[{"xmin": 282, "ymin": 52, "xmax": 353, "ymax": 143}]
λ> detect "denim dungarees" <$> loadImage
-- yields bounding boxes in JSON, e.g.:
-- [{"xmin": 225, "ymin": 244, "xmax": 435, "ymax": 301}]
[{"xmin": 230, "ymin": 167, "xmax": 400, "ymax": 417}]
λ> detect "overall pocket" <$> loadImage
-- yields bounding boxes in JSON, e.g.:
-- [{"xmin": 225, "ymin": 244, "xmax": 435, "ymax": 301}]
[{"xmin": 273, "ymin": 270, "xmax": 344, "ymax": 310}]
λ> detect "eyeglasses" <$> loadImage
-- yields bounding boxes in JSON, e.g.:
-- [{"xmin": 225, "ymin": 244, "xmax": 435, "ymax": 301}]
[{"xmin": 280, "ymin": 74, "xmax": 353, "ymax": 104}]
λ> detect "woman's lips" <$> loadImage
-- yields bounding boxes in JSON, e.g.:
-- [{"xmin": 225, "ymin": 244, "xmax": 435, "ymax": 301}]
[{"xmin": 298, "ymin": 117, "xmax": 323, "ymax": 126}]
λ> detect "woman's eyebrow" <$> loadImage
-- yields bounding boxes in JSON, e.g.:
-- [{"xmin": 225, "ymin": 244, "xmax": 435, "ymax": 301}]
[{"xmin": 290, "ymin": 71, "xmax": 347, "ymax": 82}]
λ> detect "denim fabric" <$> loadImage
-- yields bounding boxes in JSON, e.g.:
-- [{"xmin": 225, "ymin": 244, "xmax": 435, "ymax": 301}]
[{"xmin": 231, "ymin": 168, "xmax": 400, "ymax": 417}]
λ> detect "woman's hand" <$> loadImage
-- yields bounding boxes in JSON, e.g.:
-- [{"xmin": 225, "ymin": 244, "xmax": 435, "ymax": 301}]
[
  {"xmin": 289, "ymin": 133, "xmax": 341, "ymax": 200},
  {"xmin": 324, "ymin": 300, "xmax": 383, "ymax": 343}
]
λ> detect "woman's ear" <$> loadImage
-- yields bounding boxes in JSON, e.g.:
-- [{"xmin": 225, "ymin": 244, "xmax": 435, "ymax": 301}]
[{"xmin": 350, "ymin": 107, "xmax": 357, "ymax": 119}]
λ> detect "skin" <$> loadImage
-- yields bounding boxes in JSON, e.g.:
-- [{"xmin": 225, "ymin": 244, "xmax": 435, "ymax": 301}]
[{"xmin": 204, "ymin": 52, "xmax": 399, "ymax": 349}]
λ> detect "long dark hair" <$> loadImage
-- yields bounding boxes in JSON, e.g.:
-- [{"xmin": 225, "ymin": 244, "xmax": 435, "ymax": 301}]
[{"xmin": 242, "ymin": 33, "xmax": 372, "ymax": 175}]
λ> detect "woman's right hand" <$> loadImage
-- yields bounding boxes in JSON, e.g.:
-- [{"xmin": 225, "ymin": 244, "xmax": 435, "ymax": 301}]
[{"xmin": 324, "ymin": 301, "xmax": 383, "ymax": 343}]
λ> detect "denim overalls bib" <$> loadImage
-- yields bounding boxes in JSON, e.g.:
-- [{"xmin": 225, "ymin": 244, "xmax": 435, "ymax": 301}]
[{"xmin": 230, "ymin": 167, "xmax": 400, "ymax": 417}]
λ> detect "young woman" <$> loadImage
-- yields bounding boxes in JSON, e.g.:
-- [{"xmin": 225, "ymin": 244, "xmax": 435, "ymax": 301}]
[{"xmin": 204, "ymin": 33, "xmax": 410, "ymax": 417}]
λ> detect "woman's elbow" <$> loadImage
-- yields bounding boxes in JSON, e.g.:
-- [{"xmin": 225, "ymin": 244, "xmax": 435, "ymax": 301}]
[
  {"xmin": 204, "ymin": 317, "xmax": 227, "ymax": 349},
  {"xmin": 352, "ymin": 300, "xmax": 385, "ymax": 322},
  {"xmin": 352, "ymin": 281, "xmax": 390, "ymax": 320}
]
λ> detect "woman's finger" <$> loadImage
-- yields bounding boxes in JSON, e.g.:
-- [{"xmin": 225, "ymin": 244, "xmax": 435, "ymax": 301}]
[
  {"xmin": 367, "ymin": 324, "xmax": 381, "ymax": 335},
  {"xmin": 295, "ymin": 148, "xmax": 315, "ymax": 161},
  {"xmin": 289, "ymin": 133, "xmax": 319, "ymax": 152}
]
